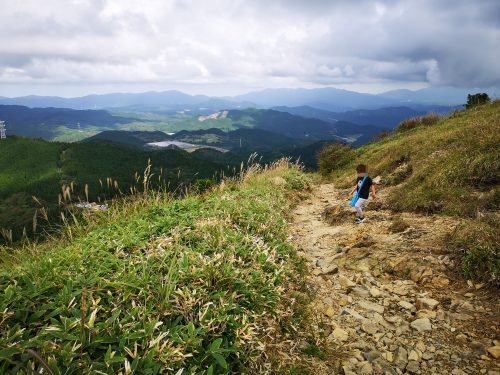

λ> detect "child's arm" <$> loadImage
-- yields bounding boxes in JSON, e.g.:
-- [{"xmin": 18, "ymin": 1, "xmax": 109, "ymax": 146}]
[
  {"xmin": 349, "ymin": 185, "xmax": 357, "ymax": 196},
  {"xmin": 371, "ymin": 184, "xmax": 377, "ymax": 198}
]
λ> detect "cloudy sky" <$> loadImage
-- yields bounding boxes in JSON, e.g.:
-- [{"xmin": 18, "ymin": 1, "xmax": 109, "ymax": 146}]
[{"xmin": 0, "ymin": 0, "xmax": 499, "ymax": 97}]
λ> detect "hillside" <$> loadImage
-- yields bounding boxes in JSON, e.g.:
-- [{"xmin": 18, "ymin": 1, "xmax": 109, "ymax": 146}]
[
  {"xmin": 0, "ymin": 162, "xmax": 318, "ymax": 373},
  {"xmin": 85, "ymin": 128, "xmax": 338, "ymax": 171},
  {"xmin": 318, "ymin": 101, "xmax": 499, "ymax": 283},
  {"xmin": 0, "ymin": 105, "xmax": 384, "ymax": 147},
  {"xmin": 226, "ymin": 108, "xmax": 384, "ymax": 144},
  {"xmin": 320, "ymin": 101, "xmax": 500, "ymax": 217},
  {"xmin": 274, "ymin": 105, "xmax": 458, "ymax": 129},
  {"xmin": 0, "ymin": 137, "xmax": 240, "ymax": 241},
  {"xmin": 0, "ymin": 103, "xmax": 498, "ymax": 374},
  {"xmin": 82, "ymin": 130, "xmax": 169, "ymax": 147},
  {"xmin": 0, "ymin": 105, "xmax": 134, "ymax": 140}
]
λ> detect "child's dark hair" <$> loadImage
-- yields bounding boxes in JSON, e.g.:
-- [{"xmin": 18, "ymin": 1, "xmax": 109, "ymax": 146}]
[{"xmin": 356, "ymin": 164, "xmax": 367, "ymax": 173}]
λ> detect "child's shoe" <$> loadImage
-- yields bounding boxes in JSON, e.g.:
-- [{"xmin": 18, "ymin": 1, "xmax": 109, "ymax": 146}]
[{"xmin": 355, "ymin": 217, "xmax": 365, "ymax": 224}]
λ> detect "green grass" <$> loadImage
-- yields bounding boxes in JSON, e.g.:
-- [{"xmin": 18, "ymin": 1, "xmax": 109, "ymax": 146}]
[
  {"xmin": 322, "ymin": 101, "xmax": 500, "ymax": 216},
  {"xmin": 448, "ymin": 215, "xmax": 499, "ymax": 283},
  {"xmin": 0, "ymin": 138, "xmax": 62, "ymax": 201},
  {"xmin": 52, "ymin": 126, "xmax": 103, "ymax": 143},
  {"xmin": 0, "ymin": 161, "xmax": 317, "ymax": 374},
  {"xmin": 318, "ymin": 101, "xmax": 500, "ymax": 282}
]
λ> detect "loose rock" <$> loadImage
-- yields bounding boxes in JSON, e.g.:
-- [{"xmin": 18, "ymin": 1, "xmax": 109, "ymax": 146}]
[
  {"xmin": 330, "ymin": 327, "xmax": 349, "ymax": 342},
  {"xmin": 486, "ymin": 346, "xmax": 500, "ymax": 359},
  {"xmin": 411, "ymin": 317, "xmax": 432, "ymax": 332},
  {"xmin": 416, "ymin": 297, "xmax": 440, "ymax": 310},
  {"xmin": 398, "ymin": 301, "xmax": 416, "ymax": 311},
  {"xmin": 339, "ymin": 275, "xmax": 356, "ymax": 288},
  {"xmin": 358, "ymin": 301, "xmax": 385, "ymax": 314},
  {"xmin": 406, "ymin": 360, "xmax": 420, "ymax": 373},
  {"xmin": 362, "ymin": 321, "xmax": 380, "ymax": 335},
  {"xmin": 363, "ymin": 350, "xmax": 381, "ymax": 362}
]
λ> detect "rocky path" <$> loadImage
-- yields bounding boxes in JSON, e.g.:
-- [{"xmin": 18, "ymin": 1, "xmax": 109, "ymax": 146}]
[{"xmin": 291, "ymin": 183, "xmax": 500, "ymax": 375}]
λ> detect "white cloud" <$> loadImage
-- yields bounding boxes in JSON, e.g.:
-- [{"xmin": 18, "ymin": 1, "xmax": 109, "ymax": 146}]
[{"xmin": 0, "ymin": 0, "xmax": 498, "ymax": 96}]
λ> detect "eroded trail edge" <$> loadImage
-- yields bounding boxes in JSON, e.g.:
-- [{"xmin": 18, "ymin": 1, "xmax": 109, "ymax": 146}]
[{"xmin": 290, "ymin": 183, "xmax": 500, "ymax": 375}]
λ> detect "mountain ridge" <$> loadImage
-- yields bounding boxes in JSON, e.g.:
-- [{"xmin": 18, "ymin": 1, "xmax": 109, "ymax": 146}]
[{"xmin": 1, "ymin": 86, "xmax": 491, "ymax": 111}]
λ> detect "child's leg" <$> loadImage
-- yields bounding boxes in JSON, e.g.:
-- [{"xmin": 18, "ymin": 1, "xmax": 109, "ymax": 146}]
[{"xmin": 354, "ymin": 198, "xmax": 366, "ymax": 218}]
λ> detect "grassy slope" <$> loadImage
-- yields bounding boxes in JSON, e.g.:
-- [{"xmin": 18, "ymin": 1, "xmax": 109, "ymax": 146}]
[
  {"xmin": 321, "ymin": 102, "xmax": 499, "ymax": 282},
  {"xmin": 0, "ymin": 137, "xmax": 240, "ymax": 240},
  {"xmin": 0, "ymin": 163, "xmax": 313, "ymax": 374},
  {"xmin": 0, "ymin": 138, "xmax": 62, "ymax": 200},
  {"xmin": 331, "ymin": 101, "xmax": 500, "ymax": 216}
]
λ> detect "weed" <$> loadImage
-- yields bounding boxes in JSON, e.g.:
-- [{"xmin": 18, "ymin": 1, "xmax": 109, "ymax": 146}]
[{"xmin": 448, "ymin": 215, "xmax": 499, "ymax": 284}]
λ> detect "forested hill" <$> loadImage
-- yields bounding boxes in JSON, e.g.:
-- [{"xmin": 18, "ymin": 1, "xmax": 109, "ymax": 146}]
[
  {"xmin": 0, "ymin": 105, "xmax": 134, "ymax": 139},
  {"xmin": 0, "ymin": 137, "xmax": 239, "ymax": 240}
]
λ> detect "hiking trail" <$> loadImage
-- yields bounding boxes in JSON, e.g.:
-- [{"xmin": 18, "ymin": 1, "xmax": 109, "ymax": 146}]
[{"xmin": 290, "ymin": 182, "xmax": 500, "ymax": 375}]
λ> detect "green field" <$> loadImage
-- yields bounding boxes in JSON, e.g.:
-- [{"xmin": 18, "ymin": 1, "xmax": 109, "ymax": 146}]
[{"xmin": 48, "ymin": 117, "xmax": 240, "ymax": 143}]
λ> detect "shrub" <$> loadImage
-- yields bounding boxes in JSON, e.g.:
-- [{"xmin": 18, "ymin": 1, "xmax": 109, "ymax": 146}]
[
  {"xmin": 448, "ymin": 215, "xmax": 499, "ymax": 283},
  {"xmin": 396, "ymin": 113, "xmax": 441, "ymax": 133},
  {"xmin": 317, "ymin": 143, "xmax": 352, "ymax": 177},
  {"xmin": 465, "ymin": 93, "xmax": 491, "ymax": 109},
  {"xmin": 284, "ymin": 170, "xmax": 312, "ymax": 191},
  {"xmin": 375, "ymin": 131, "xmax": 392, "ymax": 141}
]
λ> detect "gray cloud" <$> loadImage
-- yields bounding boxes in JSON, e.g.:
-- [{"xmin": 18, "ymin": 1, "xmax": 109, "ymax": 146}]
[{"xmin": 0, "ymin": 0, "xmax": 498, "ymax": 96}]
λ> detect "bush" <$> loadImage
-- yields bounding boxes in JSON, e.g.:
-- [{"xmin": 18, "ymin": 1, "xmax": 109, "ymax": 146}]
[
  {"xmin": 375, "ymin": 131, "xmax": 392, "ymax": 141},
  {"xmin": 317, "ymin": 143, "xmax": 353, "ymax": 177},
  {"xmin": 284, "ymin": 170, "xmax": 312, "ymax": 191},
  {"xmin": 465, "ymin": 93, "xmax": 491, "ymax": 109},
  {"xmin": 448, "ymin": 215, "xmax": 499, "ymax": 283},
  {"xmin": 396, "ymin": 113, "xmax": 441, "ymax": 133}
]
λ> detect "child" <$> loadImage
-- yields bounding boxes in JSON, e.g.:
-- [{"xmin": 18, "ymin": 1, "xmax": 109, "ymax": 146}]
[{"xmin": 349, "ymin": 164, "xmax": 376, "ymax": 223}]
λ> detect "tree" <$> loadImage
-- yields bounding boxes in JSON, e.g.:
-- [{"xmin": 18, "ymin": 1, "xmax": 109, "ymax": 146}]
[{"xmin": 465, "ymin": 93, "xmax": 491, "ymax": 109}]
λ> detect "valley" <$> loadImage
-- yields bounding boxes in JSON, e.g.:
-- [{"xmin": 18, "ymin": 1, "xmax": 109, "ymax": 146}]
[
  {"xmin": 0, "ymin": 88, "xmax": 486, "ymax": 243},
  {"xmin": 0, "ymin": 95, "xmax": 497, "ymax": 373}
]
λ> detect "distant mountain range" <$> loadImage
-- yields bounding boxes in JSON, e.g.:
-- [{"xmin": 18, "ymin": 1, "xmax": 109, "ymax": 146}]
[{"xmin": 1, "ymin": 86, "xmax": 491, "ymax": 112}]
